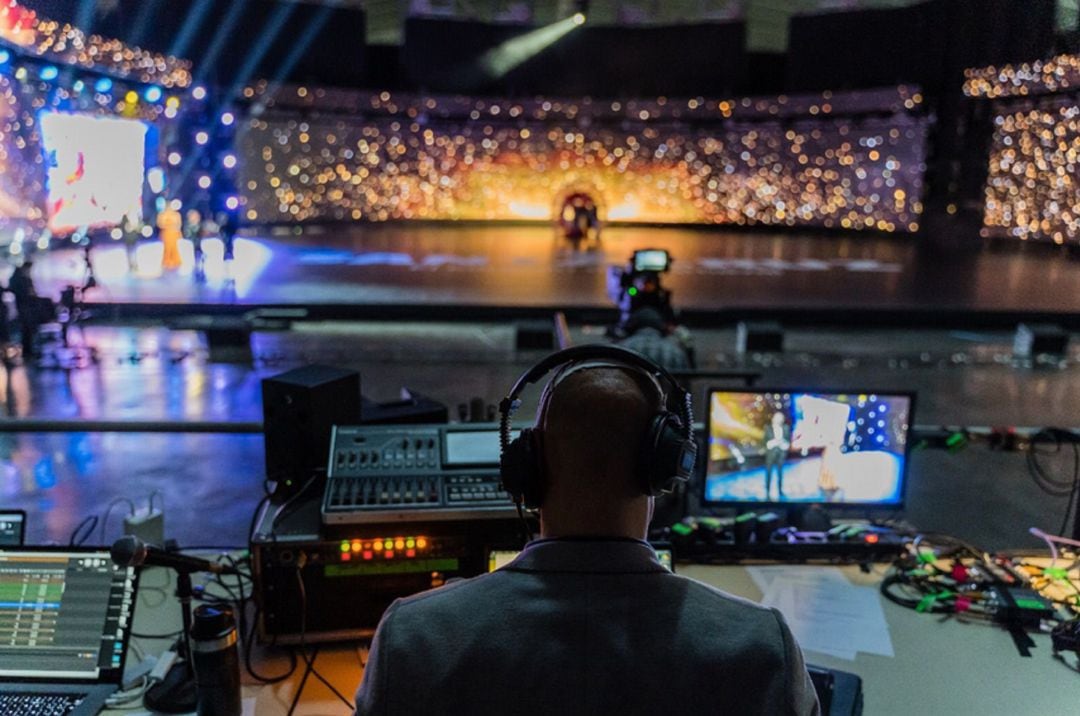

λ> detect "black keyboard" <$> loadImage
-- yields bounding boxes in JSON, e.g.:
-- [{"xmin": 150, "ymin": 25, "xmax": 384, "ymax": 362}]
[{"xmin": 0, "ymin": 692, "xmax": 84, "ymax": 715}]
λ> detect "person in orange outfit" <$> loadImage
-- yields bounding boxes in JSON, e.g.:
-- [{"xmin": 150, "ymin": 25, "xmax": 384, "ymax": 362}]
[{"xmin": 157, "ymin": 202, "xmax": 183, "ymax": 271}]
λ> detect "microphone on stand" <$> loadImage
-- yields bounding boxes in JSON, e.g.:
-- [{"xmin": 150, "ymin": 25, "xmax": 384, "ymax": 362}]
[
  {"xmin": 110, "ymin": 535, "xmax": 238, "ymax": 714},
  {"xmin": 110, "ymin": 535, "xmax": 238, "ymax": 575}
]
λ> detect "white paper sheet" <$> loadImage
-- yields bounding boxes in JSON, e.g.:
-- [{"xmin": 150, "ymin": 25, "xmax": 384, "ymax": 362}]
[{"xmin": 754, "ymin": 567, "xmax": 894, "ymax": 661}]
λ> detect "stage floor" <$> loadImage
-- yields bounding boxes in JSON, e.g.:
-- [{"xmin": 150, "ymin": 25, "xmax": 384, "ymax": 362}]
[{"xmin": 20, "ymin": 225, "xmax": 1080, "ymax": 321}]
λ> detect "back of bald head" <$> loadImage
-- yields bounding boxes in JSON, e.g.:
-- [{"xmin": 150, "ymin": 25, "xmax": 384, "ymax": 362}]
[{"xmin": 540, "ymin": 366, "xmax": 661, "ymax": 502}]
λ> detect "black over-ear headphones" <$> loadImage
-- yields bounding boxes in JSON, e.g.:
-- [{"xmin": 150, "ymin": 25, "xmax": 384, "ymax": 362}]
[{"xmin": 498, "ymin": 344, "xmax": 697, "ymax": 510}]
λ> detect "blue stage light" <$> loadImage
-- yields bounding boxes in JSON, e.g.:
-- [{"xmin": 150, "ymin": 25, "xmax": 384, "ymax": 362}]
[
  {"xmin": 95, "ymin": 77, "xmax": 113, "ymax": 93},
  {"xmin": 0, "ymin": 50, "xmax": 10, "ymax": 65},
  {"xmin": 144, "ymin": 85, "xmax": 163, "ymax": 103},
  {"xmin": 40, "ymin": 65, "xmax": 59, "ymax": 81}
]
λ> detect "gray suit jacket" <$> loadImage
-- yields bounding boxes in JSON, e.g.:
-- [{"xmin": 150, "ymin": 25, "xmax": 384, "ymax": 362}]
[{"xmin": 355, "ymin": 538, "xmax": 820, "ymax": 715}]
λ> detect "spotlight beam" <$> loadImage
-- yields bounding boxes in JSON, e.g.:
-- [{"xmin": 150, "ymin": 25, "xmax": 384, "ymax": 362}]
[
  {"xmin": 270, "ymin": 7, "xmax": 334, "ymax": 85},
  {"xmin": 75, "ymin": 0, "xmax": 96, "ymax": 37},
  {"xmin": 129, "ymin": 0, "xmax": 163, "ymax": 48},
  {"xmin": 194, "ymin": 0, "xmax": 249, "ymax": 85},
  {"xmin": 179, "ymin": 2, "xmax": 300, "ymax": 196},
  {"xmin": 477, "ymin": 14, "xmax": 584, "ymax": 80},
  {"xmin": 170, "ymin": 0, "xmax": 215, "ymax": 59},
  {"xmin": 225, "ymin": 2, "xmax": 299, "ymax": 97},
  {"xmin": 251, "ymin": 6, "xmax": 335, "ymax": 118}
]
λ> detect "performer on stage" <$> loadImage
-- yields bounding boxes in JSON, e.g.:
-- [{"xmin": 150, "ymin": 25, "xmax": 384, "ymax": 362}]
[
  {"xmin": 121, "ymin": 214, "xmax": 141, "ymax": 272},
  {"xmin": 185, "ymin": 208, "xmax": 205, "ymax": 280},
  {"xmin": 157, "ymin": 202, "xmax": 183, "ymax": 271},
  {"xmin": 763, "ymin": 411, "xmax": 790, "ymax": 500},
  {"xmin": 217, "ymin": 209, "xmax": 236, "ymax": 270}
]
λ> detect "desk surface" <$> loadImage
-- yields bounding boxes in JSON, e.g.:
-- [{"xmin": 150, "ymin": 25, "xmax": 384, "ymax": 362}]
[{"xmin": 108, "ymin": 563, "xmax": 1080, "ymax": 716}]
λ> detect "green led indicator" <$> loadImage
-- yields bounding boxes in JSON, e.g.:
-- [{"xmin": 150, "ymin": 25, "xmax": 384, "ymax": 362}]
[
  {"xmin": 628, "ymin": 287, "xmax": 638, "ymax": 296},
  {"xmin": 1015, "ymin": 598, "xmax": 1045, "ymax": 610}
]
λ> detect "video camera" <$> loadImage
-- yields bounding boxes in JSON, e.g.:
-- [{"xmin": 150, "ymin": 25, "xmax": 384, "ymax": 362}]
[{"xmin": 606, "ymin": 248, "xmax": 675, "ymax": 329}]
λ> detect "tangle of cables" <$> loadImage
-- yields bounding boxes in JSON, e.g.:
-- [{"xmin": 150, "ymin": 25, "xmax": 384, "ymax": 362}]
[{"xmin": 1025, "ymin": 428, "xmax": 1080, "ymax": 537}]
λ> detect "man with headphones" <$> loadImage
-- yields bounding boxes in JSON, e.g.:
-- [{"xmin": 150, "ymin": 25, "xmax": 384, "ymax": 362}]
[{"xmin": 355, "ymin": 345, "xmax": 819, "ymax": 715}]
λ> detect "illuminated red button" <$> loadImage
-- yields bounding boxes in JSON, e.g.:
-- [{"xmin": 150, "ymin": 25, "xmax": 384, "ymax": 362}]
[
  {"xmin": 406, "ymin": 549, "xmax": 416, "ymax": 558},
  {"xmin": 362, "ymin": 550, "xmax": 373, "ymax": 560}
]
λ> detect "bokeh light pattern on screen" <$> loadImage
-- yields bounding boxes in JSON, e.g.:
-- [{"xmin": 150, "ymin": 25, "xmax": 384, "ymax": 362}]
[
  {"xmin": 239, "ymin": 85, "xmax": 927, "ymax": 230},
  {"xmin": 967, "ymin": 54, "xmax": 1080, "ymax": 244},
  {"xmin": 704, "ymin": 391, "xmax": 911, "ymax": 506},
  {"xmin": 983, "ymin": 101, "xmax": 1080, "ymax": 244}
]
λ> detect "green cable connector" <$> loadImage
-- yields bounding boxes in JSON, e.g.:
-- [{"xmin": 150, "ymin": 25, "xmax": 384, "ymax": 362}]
[
  {"xmin": 1044, "ymin": 566, "xmax": 1069, "ymax": 581},
  {"xmin": 916, "ymin": 590, "xmax": 954, "ymax": 613},
  {"xmin": 945, "ymin": 432, "xmax": 967, "ymax": 448},
  {"xmin": 916, "ymin": 594, "xmax": 936, "ymax": 612},
  {"xmin": 918, "ymin": 550, "xmax": 936, "ymax": 564}
]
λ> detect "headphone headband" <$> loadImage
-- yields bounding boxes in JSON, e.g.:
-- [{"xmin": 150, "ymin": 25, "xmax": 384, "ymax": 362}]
[
  {"xmin": 499, "ymin": 344, "xmax": 690, "ymax": 425},
  {"xmin": 498, "ymin": 344, "xmax": 696, "ymax": 508}
]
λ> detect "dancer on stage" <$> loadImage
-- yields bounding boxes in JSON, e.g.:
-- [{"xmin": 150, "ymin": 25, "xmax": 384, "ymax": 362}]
[
  {"xmin": 122, "ymin": 214, "xmax": 141, "ymax": 272},
  {"xmin": 157, "ymin": 202, "xmax": 183, "ymax": 271},
  {"xmin": 185, "ymin": 208, "xmax": 205, "ymax": 280}
]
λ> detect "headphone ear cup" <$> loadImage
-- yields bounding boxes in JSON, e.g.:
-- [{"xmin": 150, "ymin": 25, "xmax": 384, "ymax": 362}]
[
  {"xmin": 640, "ymin": 413, "xmax": 698, "ymax": 496},
  {"xmin": 500, "ymin": 428, "xmax": 545, "ymax": 509}
]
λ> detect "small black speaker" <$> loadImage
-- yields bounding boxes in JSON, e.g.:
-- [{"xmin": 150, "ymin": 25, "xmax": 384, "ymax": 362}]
[
  {"xmin": 1014, "ymin": 323, "xmax": 1069, "ymax": 358},
  {"xmin": 736, "ymin": 321, "xmax": 784, "ymax": 353},
  {"xmin": 262, "ymin": 365, "xmax": 360, "ymax": 499}
]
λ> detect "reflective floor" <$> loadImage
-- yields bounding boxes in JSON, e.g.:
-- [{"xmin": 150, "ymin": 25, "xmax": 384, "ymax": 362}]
[
  {"xmin": 0, "ymin": 322, "xmax": 1075, "ymax": 552},
  {"xmin": 19, "ymin": 225, "xmax": 1080, "ymax": 316}
]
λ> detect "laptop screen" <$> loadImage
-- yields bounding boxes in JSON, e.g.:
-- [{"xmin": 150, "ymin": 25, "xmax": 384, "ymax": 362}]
[{"xmin": 0, "ymin": 549, "xmax": 138, "ymax": 682}]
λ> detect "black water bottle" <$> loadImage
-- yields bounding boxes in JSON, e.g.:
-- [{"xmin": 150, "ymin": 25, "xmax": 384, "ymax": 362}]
[{"xmin": 190, "ymin": 604, "xmax": 241, "ymax": 716}]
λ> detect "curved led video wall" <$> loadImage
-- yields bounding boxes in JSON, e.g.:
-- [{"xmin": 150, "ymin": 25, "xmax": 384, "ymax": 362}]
[
  {"xmin": 238, "ymin": 86, "xmax": 928, "ymax": 231},
  {"xmin": 967, "ymin": 55, "xmax": 1080, "ymax": 244}
]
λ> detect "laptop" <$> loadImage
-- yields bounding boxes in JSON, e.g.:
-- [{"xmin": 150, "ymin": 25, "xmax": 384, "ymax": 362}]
[{"xmin": 0, "ymin": 547, "xmax": 139, "ymax": 715}]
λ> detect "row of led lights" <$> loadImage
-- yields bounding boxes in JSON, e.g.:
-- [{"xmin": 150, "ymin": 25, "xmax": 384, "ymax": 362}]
[
  {"xmin": 340, "ymin": 536, "xmax": 430, "ymax": 561},
  {"xmin": 0, "ymin": 47, "xmax": 208, "ymax": 112}
]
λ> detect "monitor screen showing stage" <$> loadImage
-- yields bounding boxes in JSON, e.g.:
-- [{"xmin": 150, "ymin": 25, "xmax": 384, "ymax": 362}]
[
  {"xmin": 40, "ymin": 112, "xmax": 148, "ymax": 234},
  {"xmin": 703, "ymin": 390, "xmax": 912, "ymax": 507}
]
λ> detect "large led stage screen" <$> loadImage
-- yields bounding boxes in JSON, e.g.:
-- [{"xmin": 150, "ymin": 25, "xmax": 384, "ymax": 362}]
[{"xmin": 40, "ymin": 112, "xmax": 148, "ymax": 233}]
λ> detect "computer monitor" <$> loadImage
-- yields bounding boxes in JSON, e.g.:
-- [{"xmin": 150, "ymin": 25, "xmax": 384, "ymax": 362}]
[{"xmin": 702, "ymin": 389, "xmax": 913, "ymax": 509}]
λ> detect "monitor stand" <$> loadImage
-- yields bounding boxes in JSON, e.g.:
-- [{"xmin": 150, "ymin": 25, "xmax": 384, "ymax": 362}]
[{"xmin": 788, "ymin": 504, "xmax": 833, "ymax": 532}]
